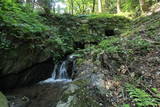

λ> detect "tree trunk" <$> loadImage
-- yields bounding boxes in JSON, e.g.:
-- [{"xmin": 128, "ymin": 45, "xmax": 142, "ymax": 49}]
[
  {"xmin": 52, "ymin": 0, "xmax": 56, "ymax": 14},
  {"xmin": 71, "ymin": 0, "xmax": 74, "ymax": 14},
  {"xmin": 117, "ymin": 0, "xmax": 121, "ymax": 13},
  {"xmin": 104, "ymin": 0, "xmax": 108, "ymax": 12},
  {"xmin": 57, "ymin": 5, "xmax": 60, "ymax": 14},
  {"xmin": 98, "ymin": 0, "xmax": 102, "ymax": 13},
  {"xmin": 92, "ymin": 0, "xmax": 96, "ymax": 13},
  {"xmin": 32, "ymin": 0, "xmax": 36, "ymax": 10}
]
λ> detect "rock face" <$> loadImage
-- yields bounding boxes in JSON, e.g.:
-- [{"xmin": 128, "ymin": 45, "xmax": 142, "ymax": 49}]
[
  {"xmin": 56, "ymin": 60, "xmax": 112, "ymax": 107},
  {"xmin": 0, "ymin": 46, "xmax": 51, "ymax": 75},
  {"xmin": 0, "ymin": 92, "xmax": 8, "ymax": 107},
  {"xmin": 0, "ymin": 46, "xmax": 54, "ymax": 90}
]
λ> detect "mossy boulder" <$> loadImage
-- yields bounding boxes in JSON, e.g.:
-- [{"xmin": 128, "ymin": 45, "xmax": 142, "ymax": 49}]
[
  {"xmin": 56, "ymin": 60, "xmax": 111, "ymax": 107},
  {"xmin": 0, "ymin": 46, "xmax": 50, "ymax": 75},
  {"xmin": 56, "ymin": 81, "xmax": 101, "ymax": 107},
  {"xmin": 0, "ymin": 1, "xmax": 56, "ymax": 89},
  {"xmin": 0, "ymin": 46, "xmax": 54, "ymax": 89},
  {"xmin": 0, "ymin": 92, "xmax": 8, "ymax": 107}
]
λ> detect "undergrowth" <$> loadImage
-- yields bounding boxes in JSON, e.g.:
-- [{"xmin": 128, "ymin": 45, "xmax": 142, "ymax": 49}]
[{"xmin": 125, "ymin": 84, "xmax": 160, "ymax": 107}]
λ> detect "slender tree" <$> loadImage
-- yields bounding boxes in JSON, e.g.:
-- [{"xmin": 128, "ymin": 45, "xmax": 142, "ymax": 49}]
[
  {"xmin": 92, "ymin": 0, "xmax": 96, "ymax": 13},
  {"xmin": 71, "ymin": 0, "xmax": 74, "ymax": 14},
  {"xmin": 98, "ymin": 0, "xmax": 102, "ymax": 13},
  {"xmin": 104, "ymin": 0, "xmax": 108, "ymax": 12},
  {"xmin": 117, "ymin": 0, "xmax": 121, "ymax": 13},
  {"xmin": 32, "ymin": 0, "xmax": 36, "ymax": 10}
]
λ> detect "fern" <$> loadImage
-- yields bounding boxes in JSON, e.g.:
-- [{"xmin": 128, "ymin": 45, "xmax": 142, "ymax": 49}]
[
  {"xmin": 151, "ymin": 88, "xmax": 160, "ymax": 97},
  {"xmin": 125, "ymin": 84, "xmax": 160, "ymax": 107}
]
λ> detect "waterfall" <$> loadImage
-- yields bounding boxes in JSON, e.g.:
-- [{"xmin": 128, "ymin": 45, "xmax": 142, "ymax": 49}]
[
  {"xmin": 52, "ymin": 61, "xmax": 69, "ymax": 80},
  {"xmin": 40, "ymin": 55, "xmax": 77, "ymax": 83}
]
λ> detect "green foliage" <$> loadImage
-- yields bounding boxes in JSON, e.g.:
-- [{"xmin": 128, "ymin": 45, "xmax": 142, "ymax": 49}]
[
  {"xmin": 88, "ymin": 14, "xmax": 131, "ymax": 34},
  {"xmin": 66, "ymin": 0, "xmax": 159, "ymax": 15},
  {"xmin": 99, "ymin": 37, "xmax": 123, "ymax": 53},
  {"xmin": 83, "ymin": 34, "xmax": 153, "ymax": 63},
  {"xmin": 0, "ymin": 92, "xmax": 8, "ymax": 107},
  {"xmin": 0, "ymin": 1, "xmax": 49, "ymax": 35},
  {"xmin": 0, "ymin": 33, "xmax": 12, "ymax": 50},
  {"xmin": 0, "ymin": 1, "xmax": 73, "ymax": 62},
  {"xmin": 121, "ymin": 0, "xmax": 140, "ymax": 15},
  {"xmin": 0, "ymin": 1, "xmax": 51, "ymax": 51},
  {"xmin": 122, "ymin": 104, "xmax": 130, "ymax": 107},
  {"xmin": 125, "ymin": 84, "xmax": 160, "ymax": 107},
  {"xmin": 132, "ymin": 12, "xmax": 160, "ymax": 43},
  {"xmin": 66, "ymin": 0, "xmax": 93, "ymax": 14},
  {"xmin": 151, "ymin": 88, "xmax": 160, "ymax": 97},
  {"xmin": 126, "ymin": 36, "xmax": 152, "ymax": 51},
  {"xmin": 78, "ymin": 13, "xmax": 157, "ymax": 58},
  {"xmin": 46, "ymin": 36, "xmax": 74, "ymax": 62},
  {"xmin": 76, "ymin": 58, "xmax": 85, "ymax": 65}
]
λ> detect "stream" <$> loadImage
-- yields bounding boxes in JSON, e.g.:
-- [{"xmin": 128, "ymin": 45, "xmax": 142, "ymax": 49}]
[{"xmin": 6, "ymin": 55, "xmax": 76, "ymax": 107}]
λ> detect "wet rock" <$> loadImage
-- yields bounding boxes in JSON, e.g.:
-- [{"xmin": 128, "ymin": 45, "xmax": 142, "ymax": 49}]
[
  {"xmin": 7, "ymin": 96, "xmax": 29, "ymax": 107},
  {"xmin": 91, "ymin": 73, "xmax": 107, "ymax": 94},
  {"xmin": 64, "ymin": 84, "xmax": 79, "ymax": 94},
  {"xmin": 0, "ymin": 47, "xmax": 50, "ymax": 75},
  {"xmin": 6, "ymin": 83, "xmax": 65, "ymax": 107},
  {"xmin": 0, "ymin": 42, "xmax": 53, "ymax": 90},
  {"xmin": 0, "ymin": 58, "xmax": 54, "ymax": 90},
  {"xmin": 56, "ymin": 96, "xmax": 76, "ymax": 107},
  {"xmin": 56, "ymin": 60, "xmax": 112, "ymax": 107}
]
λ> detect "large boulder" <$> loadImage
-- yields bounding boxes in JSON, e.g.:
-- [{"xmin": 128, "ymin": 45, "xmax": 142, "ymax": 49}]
[
  {"xmin": 0, "ymin": 46, "xmax": 50, "ymax": 75},
  {"xmin": 56, "ymin": 60, "xmax": 112, "ymax": 107},
  {"xmin": 0, "ymin": 46, "xmax": 54, "ymax": 89}
]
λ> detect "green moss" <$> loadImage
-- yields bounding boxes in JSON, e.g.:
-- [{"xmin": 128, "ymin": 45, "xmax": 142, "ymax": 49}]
[
  {"xmin": 99, "ymin": 37, "xmax": 123, "ymax": 53},
  {"xmin": 76, "ymin": 58, "xmax": 85, "ymax": 66},
  {"xmin": 130, "ymin": 12, "xmax": 160, "ymax": 42},
  {"xmin": 86, "ymin": 13, "xmax": 129, "ymax": 20},
  {"xmin": 0, "ymin": 1, "xmax": 50, "ymax": 51},
  {"xmin": 60, "ymin": 79, "xmax": 89, "ymax": 102},
  {"xmin": 72, "ymin": 79, "xmax": 90, "ymax": 87},
  {"xmin": 0, "ymin": 92, "xmax": 8, "ymax": 107},
  {"xmin": 70, "ymin": 88, "xmax": 100, "ymax": 107},
  {"xmin": 88, "ymin": 14, "xmax": 131, "ymax": 34},
  {"xmin": 59, "ymin": 77, "xmax": 101, "ymax": 107}
]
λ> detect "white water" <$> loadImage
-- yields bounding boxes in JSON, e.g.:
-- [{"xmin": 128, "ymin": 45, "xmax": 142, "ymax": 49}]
[{"xmin": 40, "ymin": 61, "xmax": 72, "ymax": 83}]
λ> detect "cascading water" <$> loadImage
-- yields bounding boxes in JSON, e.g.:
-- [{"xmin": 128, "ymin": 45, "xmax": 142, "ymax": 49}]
[
  {"xmin": 7, "ymin": 55, "xmax": 77, "ymax": 107},
  {"xmin": 40, "ymin": 55, "xmax": 76, "ymax": 83},
  {"xmin": 53, "ymin": 61, "xmax": 70, "ymax": 80}
]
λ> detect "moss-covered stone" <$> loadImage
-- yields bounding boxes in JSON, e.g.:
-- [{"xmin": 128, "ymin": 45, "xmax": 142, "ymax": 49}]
[
  {"xmin": 0, "ymin": 92, "xmax": 8, "ymax": 107},
  {"xmin": 56, "ymin": 61, "xmax": 108, "ymax": 107},
  {"xmin": 57, "ymin": 82, "xmax": 101, "ymax": 107}
]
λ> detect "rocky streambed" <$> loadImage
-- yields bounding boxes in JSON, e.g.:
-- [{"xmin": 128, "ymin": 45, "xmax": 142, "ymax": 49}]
[
  {"xmin": 3, "ymin": 56, "xmax": 111, "ymax": 107},
  {"xmin": 6, "ymin": 83, "xmax": 67, "ymax": 107}
]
